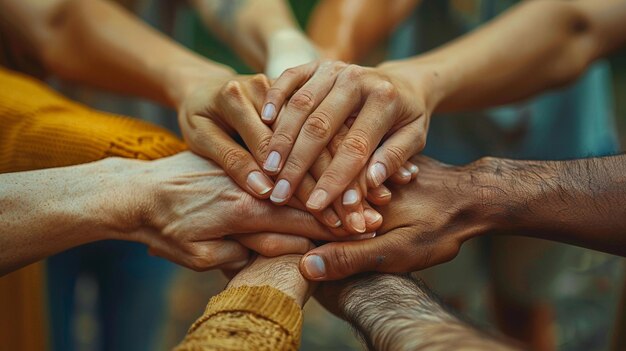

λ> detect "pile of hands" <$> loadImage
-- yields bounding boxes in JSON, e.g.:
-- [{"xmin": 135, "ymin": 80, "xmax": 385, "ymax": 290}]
[{"xmin": 120, "ymin": 57, "xmax": 499, "ymax": 283}]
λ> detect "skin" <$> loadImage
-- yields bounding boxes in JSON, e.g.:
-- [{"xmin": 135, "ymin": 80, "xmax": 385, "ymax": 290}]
[
  {"xmin": 308, "ymin": 0, "xmax": 421, "ymax": 63},
  {"xmin": 226, "ymin": 254, "xmax": 517, "ymax": 350},
  {"xmin": 316, "ymin": 273, "xmax": 519, "ymax": 351},
  {"xmin": 0, "ymin": 152, "xmax": 338, "ymax": 276},
  {"xmin": 261, "ymin": 0, "xmax": 626, "ymax": 215},
  {"xmin": 300, "ymin": 153, "xmax": 626, "ymax": 280},
  {"xmin": 0, "ymin": 0, "xmax": 386, "ymax": 233}
]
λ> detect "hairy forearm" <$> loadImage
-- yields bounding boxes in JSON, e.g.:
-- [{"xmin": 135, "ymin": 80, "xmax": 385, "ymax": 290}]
[
  {"xmin": 0, "ymin": 158, "xmax": 140, "ymax": 275},
  {"xmin": 308, "ymin": 0, "xmax": 420, "ymax": 63},
  {"xmin": 337, "ymin": 274, "xmax": 516, "ymax": 351},
  {"xmin": 192, "ymin": 0, "xmax": 314, "ymax": 72},
  {"xmin": 475, "ymin": 154, "xmax": 626, "ymax": 256},
  {"xmin": 380, "ymin": 0, "xmax": 626, "ymax": 112},
  {"xmin": 0, "ymin": 0, "xmax": 233, "ymax": 107}
]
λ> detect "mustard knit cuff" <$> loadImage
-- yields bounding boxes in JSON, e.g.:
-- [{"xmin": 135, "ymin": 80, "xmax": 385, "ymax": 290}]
[{"xmin": 189, "ymin": 285, "xmax": 303, "ymax": 339}]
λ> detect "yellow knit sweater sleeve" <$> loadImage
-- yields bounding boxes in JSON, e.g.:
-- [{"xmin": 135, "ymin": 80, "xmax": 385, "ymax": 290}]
[
  {"xmin": 174, "ymin": 286, "xmax": 304, "ymax": 351},
  {"xmin": 0, "ymin": 67, "xmax": 186, "ymax": 173}
]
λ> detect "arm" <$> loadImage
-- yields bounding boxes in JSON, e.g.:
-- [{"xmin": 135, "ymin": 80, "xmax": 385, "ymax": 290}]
[
  {"xmin": 380, "ymin": 0, "xmax": 626, "ymax": 112},
  {"xmin": 0, "ymin": 0, "xmax": 233, "ymax": 107},
  {"xmin": 318, "ymin": 274, "xmax": 517, "ymax": 351},
  {"xmin": 174, "ymin": 254, "xmax": 313, "ymax": 351},
  {"xmin": 307, "ymin": 0, "xmax": 420, "ymax": 62},
  {"xmin": 300, "ymin": 153, "xmax": 626, "ymax": 280},
  {"xmin": 191, "ymin": 0, "xmax": 319, "ymax": 77}
]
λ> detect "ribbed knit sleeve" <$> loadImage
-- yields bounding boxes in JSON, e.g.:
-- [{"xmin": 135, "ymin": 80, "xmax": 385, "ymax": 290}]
[
  {"xmin": 0, "ymin": 67, "xmax": 186, "ymax": 173},
  {"xmin": 174, "ymin": 286, "xmax": 303, "ymax": 351}
]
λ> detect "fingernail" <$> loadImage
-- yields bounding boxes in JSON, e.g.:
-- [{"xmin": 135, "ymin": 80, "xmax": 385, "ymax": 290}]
[
  {"xmin": 353, "ymin": 232, "xmax": 376, "ymax": 240},
  {"xmin": 349, "ymin": 212, "xmax": 366, "ymax": 233},
  {"xmin": 262, "ymin": 103, "xmax": 276, "ymax": 121},
  {"xmin": 303, "ymin": 255, "xmax": 326, "ymax": 279},
  {"xmin": 408, "ymin": 164, "xmax": 419, "ymax": 175},
  {"xmin": 375, "ymin": 187, "xmax": 392, "ymax": 199},
  {"xmin": 323, "ymin": 208, "xmax": 342, "ymax": 228},
  {"xmin": 247, "ymin": 171, "xmax": 273, "ymax": 195},
  {"xmin": 307, "ymin": 189, "xmax": 328, "ymax": 210},
  {"xmin": 369, "ymin": 162, "xmax": 387, "ymax": 187},
  {"xmin": 363, "ymin": 209, "xmax": 382, "ymax": 225},
  {"xmin": 342, "ymin": 189, "xmax": 359, "ymax": 205},
  {"xmin": 264, "ymin": 151, "xmax": 281, "ymax": 172},
  {"xmin": 270, "ymin": 179, "xmax": 291, "ymax": 203},
  {"xmin": 398, "ymin": 166, "xmax": 411, "ymax": 179},
  {"xmin": 226, "ymin": 259, "xmax": 249, "ymax": 270}
]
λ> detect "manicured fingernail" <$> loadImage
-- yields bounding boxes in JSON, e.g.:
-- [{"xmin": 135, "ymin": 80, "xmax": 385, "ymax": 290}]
[
  {"xmin": 270, "ymin": 179, "xmax": 291, "ymax": 203},
  {"xmin": 348, "ymin": 212, "xmax": 366, "ymax": 233},
  {"xmin": 262, "ymin": 103, "xmax": 276, "ymax": 121},
  {"xmin": 323, "ymin": 208, "xmax": 342, "ymax": 228},
  {"xmin": 303, "ymin": 255, "xmax": 325, "ymax": 279},
  {"xmin": 363, "ymin": 209, "xmax": 382, "ymax": 225},
  {"xmin": 246, "ymin": 171, "xmax": 273, "ymax": 195},
  {"xmin": 264, "ymin": 151, "xmax": 281, "ymax": 172},
  {"xmin": 307, "ymin": 189, "xmax": 328, "ymax": 210},
  {"xmin": 408, "ymin": 164, "xmax": 419, "ymax": 175},
  {"xmin": 342, "ymin": 189, "xmax": 359, "ymax": 205},
  {"xmin": 398, "ymin": 166, "xmax": 411, "ymax": 179},
  {"xmin": 369, "ymin": 162, "xmax": 387, "ymax": 187}
]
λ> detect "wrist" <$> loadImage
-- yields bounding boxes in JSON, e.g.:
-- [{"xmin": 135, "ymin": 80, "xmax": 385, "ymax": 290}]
[
  {"xmin": 378, "ymin": 57, "xmax": 454, "ymax": 114},
  {"xmin": 162, "ymin": 58, "xmax": 235, "ymax": 109}
]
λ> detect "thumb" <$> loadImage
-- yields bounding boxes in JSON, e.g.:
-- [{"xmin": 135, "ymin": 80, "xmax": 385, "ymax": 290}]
[{"xmin": 299, "ymin": 234, "xmax": 403, "ymax": 281}]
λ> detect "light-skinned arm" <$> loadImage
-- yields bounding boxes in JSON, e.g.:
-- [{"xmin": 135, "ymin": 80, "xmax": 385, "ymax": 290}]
[
  {"xmin": 307, "ymin": 0, "xmax": 420, "ymax": 63},
  {"xmin": 0, "ymin": 152, "xmax": 338, "ymax": 276},
  {"xmin": 190, "ymin": 0, "xmax": 319, "ymax": 77},
  {"xmin": 260, "ymin": 0, "xmax": 626, "ymax": 215}
]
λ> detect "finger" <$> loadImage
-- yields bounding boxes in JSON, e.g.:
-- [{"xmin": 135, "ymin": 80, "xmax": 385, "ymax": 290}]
[
  {"xmin": 243, "ymin": 203, "xmax": 339, "ymax": 241},
  {"xmin": 306, "ymin": 95, "xmax": 397, "ymax": 211},
  {"xmin": 366, "ymin": 185, "xmax": 392, "ymax": 205},
  {"xmin": 234, "ymin": 233, "xmax": 314, "ymax": 256},
  {"xmin": 261, "ymin": 61, "xmax": 319, "ymax": 123},
  {"xmin": 366, "ymin": 118, "xmax": 428, "ymax": 188},
  {"xmin": 181, "ymin": 115, "xmax": 274, "ymax": 198},
  {"xmin": 149, "ymin": 239, "xmax": 249, "ymax": 272},
  {"xmin": 389, "ymin": 166, "xmax": 413, "ymax": 185},
  {"xmin": 268, "ymin": 66, "xmax": 353, "ymax": 203}
]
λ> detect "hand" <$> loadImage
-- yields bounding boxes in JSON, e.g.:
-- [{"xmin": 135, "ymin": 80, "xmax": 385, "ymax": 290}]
[
  {"xmin": 299, "ymin": 156, "xmax": 497, "ymax": 280},
  {"xmin": 227, "ymin": 254, "xmax": 315, "ymax": 307},
  {"xmin": 121, "ymin": 152, "xmax": 337, "ymax": 271},
  {"xmin": 178, "ymin": 73, "xmax": 385, "ymax": 234},
  {"xmin": 259, "ymin": 60, "xmax": 429, "ymax": 213}
]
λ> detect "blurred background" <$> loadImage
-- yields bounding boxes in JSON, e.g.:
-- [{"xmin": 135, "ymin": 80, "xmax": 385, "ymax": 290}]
[{"xmin": 3, "ymin": 1, "xmax": 626, "ymax": 350}]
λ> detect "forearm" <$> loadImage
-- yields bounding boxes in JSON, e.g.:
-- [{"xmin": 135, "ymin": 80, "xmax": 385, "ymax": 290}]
[
  {"xmin": 192, "ymin": 0, "xmax": 315, "ymax": 72},
  {"xmin": 475, "ymin": 154, "xmax": 626, "ymax": 256},
  {"xmin": 337, "ymin": 274, "xmax": 516, "ymax": 351},
  {"xmin": 0, "ymin": 158, "xmax": 139, "ymax": 275},
  {"xmin": 308, "ymin": 0, "xmax": 420, "ymax": 62},
  {"xmin": 0, "ymin": 0, "xmax": 233, "ymax": 107},
  {"xmin": 380, "ymin": 0, "xmax": 626, "ymax": 112}
]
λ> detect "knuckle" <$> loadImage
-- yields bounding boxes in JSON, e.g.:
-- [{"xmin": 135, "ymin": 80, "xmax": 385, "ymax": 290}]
[
  {"xmin": 271, "ymin": 131, "xmax": 295, "ymax": 146},
  {"xmin": 251, "ymin": 74, "xmax": 270, "ymax": 89},
  {"xmin": 373, "ymin": 81, "xmax": 398, "ymax": 101},
  {"xmin": 329, "ymin": 245, "xmax": 359, "ymax": 277},
  {"xmin": 282, "ymin": 67, "xmax": 299, "ymax": 78},
  {"xmin": 342, "ymin": 64, "xmax": 365, "ymax": 80},
  {"xmin": 384, "ymin": 145, "xmax": 407, "ymax": 170},
  {"xmin": 221, "ymin": 148, "xmax": 249, "ymax": 172},
  {"xmin": 342, "ymin": 131, "xmax": 371, "ymax": 159},
  {"xmin": 302, "ymin": 111, "xmax": 332, "ymax": 140},
  {"xmin": 283, "ymin": 157, "xmax": 306, "ymax": 175},
  {"xmin": 319, "ymin": 168, "xmax": 345, "ymax": 189},
  {"xmin": 256, "ymin": 237, "xmax": 281, "ymax": 256},
  {"xmin": 256, "ymin": 134, "xmax": 272, "ymax": 158},
  {"xmin": 266, "ymin": 87, "xmax": 286, "ymax": 103},
  {"xmin": 288, "ymin": 89, "xmax": 315, "ymax": 111},
  {"xmin": 221, "ymin": 80, "xmax": 244, "ymax": 100}
]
